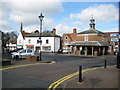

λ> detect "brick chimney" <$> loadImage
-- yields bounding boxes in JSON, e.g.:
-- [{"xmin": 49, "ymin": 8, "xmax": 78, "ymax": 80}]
[
  {"xmin": 73, "ymin": 28, "xmax": 77, "ymax": 34},
  {"xmin": 52, "ymin": 28, "xmax": 56, "ymax": 34}
]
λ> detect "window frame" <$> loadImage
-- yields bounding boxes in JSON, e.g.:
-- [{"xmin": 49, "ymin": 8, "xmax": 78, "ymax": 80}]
[
  {"xmin": 84, "ymin": 35, "xmax": 88, "ymax": 41},
  {"xmin": 46, "ymin": 39, "xmax": 49, "ymax": 44}
]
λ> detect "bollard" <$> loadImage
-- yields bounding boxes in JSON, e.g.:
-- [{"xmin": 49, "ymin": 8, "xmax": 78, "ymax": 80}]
[
  {"xmin": 79, "ymin": 65, "xmax": 82, "ymax": 82},
  {"xmin": 104, "ymin": 59, "xmax": 107, "ymax": 68},
  {"xmin": 117, "ymin": 52, "xmax": 120, "ymax": 69}
]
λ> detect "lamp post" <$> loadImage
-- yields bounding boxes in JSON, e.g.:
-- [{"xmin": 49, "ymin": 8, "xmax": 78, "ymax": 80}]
[{"xmin": 38, "ymin": 13, "xmax": 44, "ymax": 61}]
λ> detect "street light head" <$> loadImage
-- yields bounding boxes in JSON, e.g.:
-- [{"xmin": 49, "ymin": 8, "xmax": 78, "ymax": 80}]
[{"xmin": 39, "ymin": 13, "xmax": 44, "ymax": 21}]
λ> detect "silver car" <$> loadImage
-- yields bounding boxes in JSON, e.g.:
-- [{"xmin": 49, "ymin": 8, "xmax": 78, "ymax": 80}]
[{"xmin": 12, "ymin": 49, "xmax": 34, "ymax": 59}]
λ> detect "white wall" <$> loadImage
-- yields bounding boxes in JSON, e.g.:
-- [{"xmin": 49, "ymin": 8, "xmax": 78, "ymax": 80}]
[
  {"xmin": 24, "ymin": 37, "xmax": 39, "ymax": 51},
  {"xmin": 24, "ymin": 37, "xmax": 57, "ymax": 52},
  {"xmin": 17, "ymin": 32, "xmax": 24, "ymax": 48},
  {"xmin": 42, "ymin": 37, "xmax": 54, "ymax": 52},
  {"xmin": 21, "ymin": 36, "xmax": 60, "ymax": 52},
  {"xmin": 54, "ymin": 37, "xmax": 60, "ymax": 52}
]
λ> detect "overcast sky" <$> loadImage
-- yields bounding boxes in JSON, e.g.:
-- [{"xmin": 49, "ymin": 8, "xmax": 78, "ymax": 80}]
[{"xmin": 0, "ymin": 0, "xmax": 119, "ymax": 36}]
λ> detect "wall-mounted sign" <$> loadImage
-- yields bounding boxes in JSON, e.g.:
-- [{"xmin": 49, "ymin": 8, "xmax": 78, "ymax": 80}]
[
  {"xmin": 110, "ymin": 33, "xmax": 119, "ymax": 37},
  {"xmin": 17, "ymin": 45, "xmax": 23, "ymax": 46},
  {"xmin": 110, "ymin": 37, "xmax": 119, "ymax": 42}
]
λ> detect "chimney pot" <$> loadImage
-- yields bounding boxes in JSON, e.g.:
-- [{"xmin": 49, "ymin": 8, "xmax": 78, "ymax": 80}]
[
  {"xmin": 73, "ymin": 28, "xmax": 77, "ymax": 34},
  {"xmin": 52, "ymin": 28, "xmax": 56, "ymax": 34}
]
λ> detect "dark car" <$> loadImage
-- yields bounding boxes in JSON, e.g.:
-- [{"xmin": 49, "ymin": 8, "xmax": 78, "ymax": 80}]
[{"xmin": 58, "ymin": 49, "xmax": 63, "ymax": 53}]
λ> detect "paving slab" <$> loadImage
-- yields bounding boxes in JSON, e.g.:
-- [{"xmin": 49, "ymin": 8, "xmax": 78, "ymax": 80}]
[{"xmin": 65, "ymin": 66, "xmax": 119, "ymax": 88}]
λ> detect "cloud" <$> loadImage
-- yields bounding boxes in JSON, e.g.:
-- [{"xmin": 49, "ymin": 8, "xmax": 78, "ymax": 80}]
[
  {"xmin": 22, "ymin": 18, "xmax": 54, "ymax": 33},
  {"xmin": 55, "ymin": 24, "xmax": 80, "ymax": 36},
  {"xmin": 103, "ymin": 27, "xmax": 119, "ymax": 32},
  {"xmin": 55, "ymin": 24, "xmax": 71, "ymax": 35},
  {"xmin": 70, "ymin": 4, "xmax": 118, "ymax": 22},
  {"xmin": 43, "ymin": 18, "xmax": 54, "ymax": 30},
  {"xmin": 6, "ymin": 1, "xmax": 63, "ymax": 25},
  {"xmin": 1, "ymin": 1, "xmax": 63, "ymax": 32}
]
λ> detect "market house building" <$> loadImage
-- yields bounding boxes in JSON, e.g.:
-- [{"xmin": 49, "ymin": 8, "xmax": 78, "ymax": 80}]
[
  {"xmin": 67, "ymin": 17, "xmax": 111, "ymax": 56},
  {"xmin": 17, "ymin": 23, "xmax": 60, "ymax": 52}
]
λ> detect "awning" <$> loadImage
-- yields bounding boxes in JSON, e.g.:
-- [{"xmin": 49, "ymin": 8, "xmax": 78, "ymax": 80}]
[
  {"xmin": 17, "ymin": 45, "xmax": 23, "ymax": 46},
  {"xmin": 26, "ymin": 44, "xmax": 34, "ymax": 46}
]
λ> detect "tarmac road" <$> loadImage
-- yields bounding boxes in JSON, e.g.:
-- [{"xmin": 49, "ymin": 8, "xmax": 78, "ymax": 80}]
[{"xmin": 2, "ymin": 53, "xmax": 117, "ymax": 88}]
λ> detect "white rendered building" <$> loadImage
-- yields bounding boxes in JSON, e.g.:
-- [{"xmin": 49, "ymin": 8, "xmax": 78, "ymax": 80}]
[{"xmin": 17, "ymin": 23, "xmax": 60, "ymax": 52}]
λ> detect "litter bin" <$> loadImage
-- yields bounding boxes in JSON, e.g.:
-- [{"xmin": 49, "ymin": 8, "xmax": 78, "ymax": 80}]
[{"xmin": 117, "ymin": 52, "xmax": 120, "ymax": 69}]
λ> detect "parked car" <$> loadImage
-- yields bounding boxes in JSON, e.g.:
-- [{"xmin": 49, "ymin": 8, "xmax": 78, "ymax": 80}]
[
  {"xmin": 10, "ymin": 48, "xmax": 23, "ymax": 54},
  {"xmin": 62, "ymin": 49, "xmax": 69, "ymax": 54},
  {"xmin": 11, "ymin": 49, "xmax": 35, "ymax": 59},
  {"xmin": 58, "ymin": 49, "xmax": 63, "ymax": 53},
  {"xmin": 11, "ymin": 49, "xmax": 24, "ymax": 55}
]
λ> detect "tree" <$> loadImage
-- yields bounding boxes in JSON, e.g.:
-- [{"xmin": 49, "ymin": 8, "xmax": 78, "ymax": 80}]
[{"xmin": 2, "ymin": 31, "xmax": 18, "ymax": 48}]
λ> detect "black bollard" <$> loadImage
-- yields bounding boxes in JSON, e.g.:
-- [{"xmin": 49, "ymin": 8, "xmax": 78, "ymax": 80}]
[
  {"xmin": 117, "ymin": 52, "xmax": 120, "ymax": 69},
  {"xmin": 79, "ymin": 65, "xmax": 82, "ymax": 82},
  {"xmin": 104, "ymin": 59, "xmax": 107, "ymax": 68}
]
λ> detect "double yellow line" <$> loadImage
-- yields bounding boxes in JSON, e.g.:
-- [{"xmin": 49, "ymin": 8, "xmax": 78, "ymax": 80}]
[
  {"xmin": 47, "ymin": 67, "xmax": 104, "ymax": 90},
  {"xmin": 0, "ymin": 61, "xmax": 56, "ymax": 71}
]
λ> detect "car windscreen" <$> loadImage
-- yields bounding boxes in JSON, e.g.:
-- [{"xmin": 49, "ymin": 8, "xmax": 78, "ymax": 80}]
[
  {"xmin": 20, "ymin": 50, "xmax": 26, "ymax": 53},
  {"xmin": 27, "ymin": 50, "xmax": 33, "ymax": 53}
]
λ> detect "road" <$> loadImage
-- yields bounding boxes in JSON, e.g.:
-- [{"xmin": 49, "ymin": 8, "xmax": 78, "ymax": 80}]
[{"xmin": 2, "ymin": 53, "xmax": 117, "ymax": 88}]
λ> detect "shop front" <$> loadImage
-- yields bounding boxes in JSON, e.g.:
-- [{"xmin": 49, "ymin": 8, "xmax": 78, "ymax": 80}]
[{"xmin": 25, "ymin": 44, "xmax": 34, "ymax": 50}]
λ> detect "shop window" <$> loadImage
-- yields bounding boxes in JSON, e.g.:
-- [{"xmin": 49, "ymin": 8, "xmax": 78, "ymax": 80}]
[
  {"xmin": 42, "ymin": 46, "xmax": 51, "ymax": 51},
  {"xmin": 27, "ymin": 46, "xmax": 34, "ymax": 50}
]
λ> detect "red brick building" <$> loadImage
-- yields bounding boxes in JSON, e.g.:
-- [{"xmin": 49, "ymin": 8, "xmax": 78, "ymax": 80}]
[
  {"xmin": 105, "ymin": 32, "xmax": 119, "ymax": 54},
  {"xmin": 62, "ymin": 17, "xmax": 112, "ymax": 56},
  {"xmin": 61, "ymin": 28, "xmax": 77, "ymax": 50}
]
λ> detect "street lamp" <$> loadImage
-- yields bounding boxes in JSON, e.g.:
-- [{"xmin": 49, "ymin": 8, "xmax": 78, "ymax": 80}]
[{"xmin": 38, "ymin": 13, "xmax": 44, "ymax": 61}]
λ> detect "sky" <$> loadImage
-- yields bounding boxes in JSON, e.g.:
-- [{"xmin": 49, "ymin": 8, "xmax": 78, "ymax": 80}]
[{"xmin": 0, "ymin": 0, "xmax": 119, "ymax": 36}]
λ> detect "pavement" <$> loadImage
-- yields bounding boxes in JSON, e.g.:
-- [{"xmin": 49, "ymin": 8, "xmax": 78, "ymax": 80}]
[{"xmin": 63, "ymin": 66, "xmax": 119, "ymax": 89}]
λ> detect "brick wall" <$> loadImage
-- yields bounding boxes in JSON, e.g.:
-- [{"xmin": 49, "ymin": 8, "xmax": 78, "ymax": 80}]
[{"xmin": 76, "ymin": 34, "xmax": 108, "ymax": 42}]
